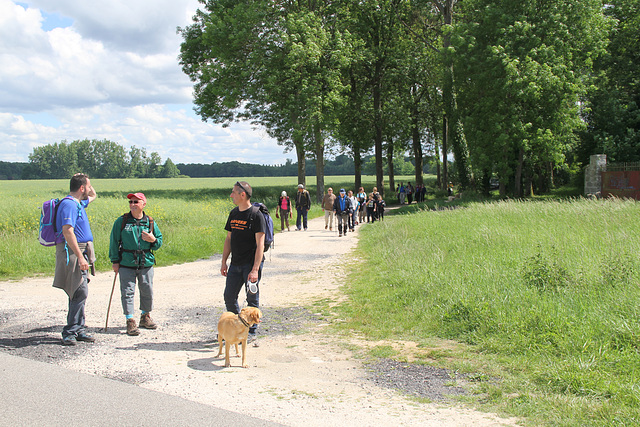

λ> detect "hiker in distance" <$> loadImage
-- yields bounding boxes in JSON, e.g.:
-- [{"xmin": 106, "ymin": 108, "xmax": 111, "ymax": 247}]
[
  {"xmin": 109, "ymin": 192, "xmax": 163, "ymax": 336},
  {"xmin": 220, "ymin": 181, "xmax": 265, "ymax": 344},
  {"xmin": 276, "ymin": 190, "xmax": 292, "ymax": 232},
  {"xmin": 53, "ymin": 173, "xmax": 97, "ymax": 346},
  {"xmin": 295, "ymin": 183, "xmax": 311, "ymax": 231},
  {"xmin": 333, "ymin": 188, "xmax": 353, "ymax": 237},
  {"xmin": 322, "ymin": 187, "xmax": 336, "ymax": 231}
]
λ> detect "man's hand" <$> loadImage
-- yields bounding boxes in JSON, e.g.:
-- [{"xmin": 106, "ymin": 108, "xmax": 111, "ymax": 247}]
[
  {"xmin": 112, "ymin": 263, "xmax": 120, "ymax": 273},
  {"xmin": 141, "ymin": 230, "xmax": 156, "ymax": 243},
  {"xmin": 220, "ymin": 262, "xmax": 228, "ymax": 277},
  {"xmin": 78, "ymin": 257, "xmax": 89, "ymax": 271}
]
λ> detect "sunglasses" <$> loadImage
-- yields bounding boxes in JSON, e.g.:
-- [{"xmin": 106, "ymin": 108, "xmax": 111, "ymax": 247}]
[
  {"xmin": 235, "ymin": 181, "xmax": 251, "ymax": 197},
  {"xmin": 129, "ymin": 200, "xmax": 142, "ymax": 204}
]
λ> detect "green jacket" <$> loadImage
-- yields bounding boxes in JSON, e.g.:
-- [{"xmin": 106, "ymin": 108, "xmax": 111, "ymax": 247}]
[{"xmin": 109, "ymin": 213, "xmax": 163, "ymax": 268}]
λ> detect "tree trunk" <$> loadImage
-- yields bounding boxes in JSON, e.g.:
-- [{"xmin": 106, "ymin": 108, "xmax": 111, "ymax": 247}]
[
  {"xmin": 314, "ymin": 123, "xmax": 325, "ymax": 204},
  {"xmin": 354, "ymin": 145, "xmax": 362, "ymax": 192},
  {"xmin": 295, "ymin": 135, "xmax": 306, "ymax": 186},
  {"xmin": 442, "ymin": 114, "xmax": 448, "ymax": 189},
  {"xmin": 515, "ymin": 146, "xmax": 524, "ymax": 197},
  {"xmin": 387, "ymin": 142, "xmax": 395, "ymax": 194},
  {"xmin": 411, "ymin": 104, "xmax": 424, "ymax": 186},
  {"xmin": 374, "ymin": 62, "xmax": 385, "ymax": 197},
  {"xmin": 441, "ymin": 0, "xmax": 470, "ymax": 189},
  {"xmin": 435, "ymin": 136, "xmax": 441, "ymax": 189}
]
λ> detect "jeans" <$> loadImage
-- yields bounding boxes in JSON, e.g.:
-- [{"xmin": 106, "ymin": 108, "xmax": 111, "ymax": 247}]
[
  {"xmin": 223, "ymin": 262, "xmax": 262, "ymax": 334},
  {"xmin": 62, "ymin": 272, "xmax": 88, "ymax": 338},
  {"xmin": 119, "ymin": 266, "xmax": 154, "ymax": 316},
  {"xmin": 296, "ymin": 208, "xmax": 308, "ymax": 230}
]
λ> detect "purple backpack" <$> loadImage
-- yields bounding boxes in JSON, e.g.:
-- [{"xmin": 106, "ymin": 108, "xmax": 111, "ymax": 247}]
[{"xmin": 38, "ymin": 196, "xmax": 76, "ymax": 246}]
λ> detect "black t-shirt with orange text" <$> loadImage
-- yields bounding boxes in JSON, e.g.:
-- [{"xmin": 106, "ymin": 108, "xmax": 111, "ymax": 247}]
[{"xmin": 224, "ymin": 206, "xmax": 265, "ymax": 266}]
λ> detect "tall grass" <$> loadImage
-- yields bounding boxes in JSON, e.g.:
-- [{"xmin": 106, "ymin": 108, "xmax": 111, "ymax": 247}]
[{"xmin": 342, "ymin": 197, "xmax": 640, "ymax": 425}]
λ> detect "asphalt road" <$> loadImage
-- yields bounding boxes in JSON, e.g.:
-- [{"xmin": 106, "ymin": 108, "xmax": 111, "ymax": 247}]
[{"xmin": 0, "ymin": 352, "xmax": 281, "ymax": 426}]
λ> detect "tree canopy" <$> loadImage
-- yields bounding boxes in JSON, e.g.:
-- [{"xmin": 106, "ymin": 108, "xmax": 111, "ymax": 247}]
[
  {"xmin": 177, "ymin": 0, "xmax": 632, "ymax": 197},
  {"xmin": 23, "ymin": 139, "xmax": 179, "ymax": 179}
]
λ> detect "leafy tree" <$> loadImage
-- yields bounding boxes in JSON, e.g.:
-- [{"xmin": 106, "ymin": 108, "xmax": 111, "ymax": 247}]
[
  {"xmin": 160, "ymin": 158, "xmax": 180, "ymax": 178},
  {"xmin": 452, "ymin": 0, "xmax": 607, "ymax": 196},
  {"xmin": 25, "ymin": 140, "xmax": 166, "ymax": 179},
  {"xmin": 27, "ymin": 141, "xmax": 77, "ymax": 179},
  {"xmin": 581, "ymin": 0, "xmax": 639, "ymax": 163},
  {"xmin": 179, "ymin": 0, "xmax": 351, "ymax": 201}
]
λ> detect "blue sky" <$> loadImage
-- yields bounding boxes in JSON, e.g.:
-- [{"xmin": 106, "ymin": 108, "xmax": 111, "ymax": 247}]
[{"xmin": 0, "ymin": 0, "xmax": 289, "ymax": 165}]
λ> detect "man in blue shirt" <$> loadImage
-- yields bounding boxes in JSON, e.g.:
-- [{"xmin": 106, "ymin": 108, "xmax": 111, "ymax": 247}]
[
  {"xmin": 52, "ymin": 173, "xmax": 97, "ymax": 346},
  {"xmin": 332, "ymin": 188, "xmax": 352, "ymax": 237}
]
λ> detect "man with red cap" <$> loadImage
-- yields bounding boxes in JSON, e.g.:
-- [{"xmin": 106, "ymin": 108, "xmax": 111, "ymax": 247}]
[{"xmin": 109, "ymin": 192, "xmax": 163, "ymax": 336}]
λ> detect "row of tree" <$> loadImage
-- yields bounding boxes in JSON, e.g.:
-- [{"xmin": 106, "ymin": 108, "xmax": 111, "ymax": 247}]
[
  {"xmin": 6, "ymin": 145, "xmax": 437, "ymax": 179},
  {"xmin": 178, "ymin": 0, "xmax": 638, "ymax": 200},
  {"xmin": 177, "ymin": 154, "xmax": 437, "ymax": 177},
  {"xmin": 23, "ymin": 139, "xmax": 180, "ymax": 179}
]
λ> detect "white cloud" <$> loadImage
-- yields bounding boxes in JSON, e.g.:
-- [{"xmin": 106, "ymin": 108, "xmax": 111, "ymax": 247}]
[{"xmin": 0, "ymin": 0, "xmax": 289, "ymax": 166}]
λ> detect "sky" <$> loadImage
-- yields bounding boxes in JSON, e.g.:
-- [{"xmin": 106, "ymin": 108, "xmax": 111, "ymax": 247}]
[{"xmin": 0, "ymin": 0, "xmax": 290, "ymax": 165}]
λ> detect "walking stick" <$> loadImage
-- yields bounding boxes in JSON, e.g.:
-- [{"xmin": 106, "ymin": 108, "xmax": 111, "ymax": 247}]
[{"xmin": 104, "ymin": 271, "xmax": 118, "ymax": 332}]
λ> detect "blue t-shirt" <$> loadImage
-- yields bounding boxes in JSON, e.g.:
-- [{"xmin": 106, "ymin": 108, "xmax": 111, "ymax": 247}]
[{"xmin": 56, "ymin": 197, "xmax": 93, "ymax": 243}]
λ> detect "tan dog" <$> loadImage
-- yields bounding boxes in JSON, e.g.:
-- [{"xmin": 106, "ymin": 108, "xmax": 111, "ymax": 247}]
[{"xmin": 216, "ymin": 307, "xmax": 262, "ymax": 368}]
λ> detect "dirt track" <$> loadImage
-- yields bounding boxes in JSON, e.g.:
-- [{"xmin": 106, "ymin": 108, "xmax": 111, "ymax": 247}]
[{"xmin": 0, "ymin": 215, "xmax": 518, "ymax": 426}]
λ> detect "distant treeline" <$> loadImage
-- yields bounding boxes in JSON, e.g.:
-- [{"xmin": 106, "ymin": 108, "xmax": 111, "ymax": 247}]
[
  {"xmin": 0, "ymin": 161, "xmax": 25, "ymax": 180},
  {"xmin": 2, "ymin": 149, "xmax": 438, "ymax": 180}
]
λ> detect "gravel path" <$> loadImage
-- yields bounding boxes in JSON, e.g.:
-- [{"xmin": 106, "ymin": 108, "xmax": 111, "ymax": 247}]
[{"xmin": 0, "ymin": 214, "xmax": 518, "ymax": 426}]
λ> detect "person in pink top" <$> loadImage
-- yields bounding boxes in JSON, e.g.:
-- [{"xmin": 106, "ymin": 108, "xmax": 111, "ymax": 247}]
[{"xmin": 276, "ymin": 191, "xmax": 292, "ymax": 231}]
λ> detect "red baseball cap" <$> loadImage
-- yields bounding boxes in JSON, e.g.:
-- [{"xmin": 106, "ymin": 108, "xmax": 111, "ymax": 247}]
[{"xmin": 127, "ymin": 192, "xmax": 147, "ymax": 203}]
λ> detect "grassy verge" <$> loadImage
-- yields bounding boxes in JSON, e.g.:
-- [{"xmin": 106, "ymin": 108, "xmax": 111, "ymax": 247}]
[{"xmin": 336, "ymin": 197, "xmax": 640, "ymax": 425}]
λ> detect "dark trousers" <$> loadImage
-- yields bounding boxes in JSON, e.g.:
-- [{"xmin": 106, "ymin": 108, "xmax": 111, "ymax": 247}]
[
  {"xmin": 223, "ymin": 262, "xmax": 262, "ymax": 334},
  {"xmin": 296, "ymin": 208, "xmax": 308, "ymax": 230},
  {"xmin": 63, "ymin": 273, "xmax": 88, "ymax": 338}
]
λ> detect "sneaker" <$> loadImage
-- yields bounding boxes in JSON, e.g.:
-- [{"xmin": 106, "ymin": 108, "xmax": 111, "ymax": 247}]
[
  {"xmin": 325, "ymin": 225, "xmax": 328, "ymax": 229},
  {"xmin": 62, "ymin": 336, "xmax": 77, "ymax": 346},
  {"xmin": 339, "ymin": 233, "xmax": 342, "ymax": 237},
  {"xmin": 76, "ymin": 332, "xmax": 95, "ymax": 342},
  {"xmin": 247, "ymin": 333, "xmax": 259, "ymax": 347},
  {"xmin": 139, "ymin": 313, "xmax": 157, "ymax": 329},
  {"xmin": 126, "ymin": 318, "xmax": 140, "ymax": 336}
]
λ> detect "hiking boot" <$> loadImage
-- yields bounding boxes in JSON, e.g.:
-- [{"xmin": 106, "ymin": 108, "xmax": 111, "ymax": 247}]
[
  {"xmin": 62, "ymin": 336, "xmax": 77, "ymax": 346},
  {"xmin": 139, "ymin": 313, "xmax": 157, "ymax": 329},
  {"xmin": 76, "ymin": 332, "xmax": 95, "ymax": 342},
  {"xmin": 126, "ymin": 318, "xmax": 140, "ymax": 336}
]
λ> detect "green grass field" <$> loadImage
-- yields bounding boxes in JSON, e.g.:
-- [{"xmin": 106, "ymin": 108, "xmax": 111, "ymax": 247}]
[
  {"xmin": 2, "ymin": 176, "xmax": 637, "ymax": 425},
  {"xmin": 0, "ymin": 176, "xmax": 387, "ymax": 278}
]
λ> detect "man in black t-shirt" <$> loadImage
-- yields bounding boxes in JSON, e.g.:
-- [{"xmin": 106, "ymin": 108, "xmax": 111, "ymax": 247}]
[{"xmin": 220, "ymin": 181, "xmax": 265, "ymax": 342}]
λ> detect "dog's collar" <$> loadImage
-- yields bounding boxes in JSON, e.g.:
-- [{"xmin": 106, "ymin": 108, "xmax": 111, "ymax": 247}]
[{"xmin": 238, "ymin": 313, "xmax": 250, "ymax": 327}]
